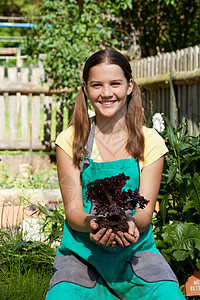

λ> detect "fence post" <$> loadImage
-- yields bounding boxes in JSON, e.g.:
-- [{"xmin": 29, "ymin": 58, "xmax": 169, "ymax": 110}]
[
  {"xmin": 20, "ymin": 68, "xmax": 29, "ymax": 140},
  {"xmin": 8, "ymin": 68, "xmax": 18, "ymax": 140},
  {"xmin": 169, "ymin": 74, "xmax": 178, "ymax": 127},
  {"xmin": 0, "ymin": 67, "xmax": 5, "ymax": 140},
  {"xmin": 43, "ymin": 94, "xmax": 51, "ymax": 142}
]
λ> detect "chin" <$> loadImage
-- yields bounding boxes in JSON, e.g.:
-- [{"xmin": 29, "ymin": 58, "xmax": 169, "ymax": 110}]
[{"xmin": 96, "ymin": 111, "xmax": 121, "ymax": 120}]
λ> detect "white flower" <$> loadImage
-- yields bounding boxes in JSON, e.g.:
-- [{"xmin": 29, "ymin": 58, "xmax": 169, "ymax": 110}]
[
  {"xmin": 152, "ymin": 113, "xmax": 165, "ymax": 132},
  {"xmin": 22, "ymin": 218, "xmax": 44, "ymax": 241}
]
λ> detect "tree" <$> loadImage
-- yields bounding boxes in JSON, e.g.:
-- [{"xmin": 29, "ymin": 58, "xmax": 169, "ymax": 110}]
[
  {"xmin": 128, "ymin": 0, "xmax": 200, "ymax": 57},
  {"xmin": 24, "ymin": 0, "xmax": 134, "ymax": 111},
  {"xmin": 0, "ymin": 0, "xmax": 41, "ymax": 48},
  {"xmin": 24, "ymin": 0, "xmax": 200, "ymax": 110}
]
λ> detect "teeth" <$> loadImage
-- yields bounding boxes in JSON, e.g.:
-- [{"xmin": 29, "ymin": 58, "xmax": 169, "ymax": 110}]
[{"xmin": 101, "ymin": 101, "xmax": 115, "ymax": 104}]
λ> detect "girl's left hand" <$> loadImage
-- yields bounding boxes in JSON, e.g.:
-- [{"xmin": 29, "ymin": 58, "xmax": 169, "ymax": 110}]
[{"xmin": 114, "ymin": 218, "xmax": 140, "ymax": 247}]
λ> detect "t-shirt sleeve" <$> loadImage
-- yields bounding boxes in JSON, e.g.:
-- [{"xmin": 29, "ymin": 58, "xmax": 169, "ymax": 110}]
[
  {"xmin": 139, "ymin": 127, "xmax": 168, "ymax": 170},
  {"xmin": 55, "ymin": 126, "xmax": 74, "ymax": 158}
]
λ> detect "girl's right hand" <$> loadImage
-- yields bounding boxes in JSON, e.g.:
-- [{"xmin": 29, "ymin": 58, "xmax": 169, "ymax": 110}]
[{"xmin": 89, "ymin": 219, "xmax": 116, "ymax": 248}]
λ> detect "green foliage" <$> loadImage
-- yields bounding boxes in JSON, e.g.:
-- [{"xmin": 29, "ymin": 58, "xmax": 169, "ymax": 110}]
[
  {"xmin": 0, "ymin": 165, "xmax": 59, "ymax": 189},
  {"xmin": 0, "ymin": 227, "xmax": 56, "ymax": 272},
  {"xmin": 24, "ymin": 0, "xmax": 200, "ymax": 112},
  {"xmin": 0, "ymin": 227, "xmax": 53, "ymax": 299},
  {"xmin": 130, "ymin": 0, "xmax": 200, "ymax": 56},
  {"xmin": 0, "ymin": 265, "xmax": 52, "ymax": 300},
  {"xmin": 23, "ymin": 0, "xmax": 135, "ymax": 111},
  {"xmin": 0, "ymin": 1, "xmax": 41, "ymax": 48},
  {"xmin": 158, "ymin": 118, "xmax": 200, "ymax": 225},
  {"xmin": 35, "ymin": 202, "xmax": 65, "ymax": 245},
  {"xmin": 153, "ymin": 118, "xmax": 200, "ymax": 290}
]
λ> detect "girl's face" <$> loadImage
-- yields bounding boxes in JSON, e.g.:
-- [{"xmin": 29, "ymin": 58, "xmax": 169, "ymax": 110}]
[{"xmin": 83, "ymin": 63, "xmax": 133, "ymax": 120}]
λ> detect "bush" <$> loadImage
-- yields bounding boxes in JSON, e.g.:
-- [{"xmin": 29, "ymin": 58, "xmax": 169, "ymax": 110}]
[
  {"xmin": 0, "ymin": 166, "xmax": 59, "ymax": 189},
  {"xmin": 0, "ymin": 227, "xmax": 56, "ymax": 273},
  {"xmin": 153, "ymin": 118, "xmax": 200, "ymax": 294}
]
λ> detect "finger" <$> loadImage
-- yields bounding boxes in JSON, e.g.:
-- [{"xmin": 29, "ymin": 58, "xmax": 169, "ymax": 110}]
[
  {"xmin": 104, "ymin": 232, "xmax": 115, "ymax": 248},
  {"xmin": 124, "ymin": 232, "xmax": 139, "ymax": 243},
  {"xmin": 90, "ymin": 219, "xmax": 99, "ymax": 231},
  {"xmin": 99, "ymin": 229, "xmax": 114, "ymax": 245},
  {"xmin": 110, "ymin": 241, "xmax": 117, "ymax": 248},
  {"xmin": 127, "ymin": 222, "xmax": 136, "ymax": 236},
  {"xmin": 90, "ymin": 227, "xmax": 106, "ymax": 242},
  {"xmin": 114, "ymin": 234, "xmax": 124, "ymax": 247},
  {"xmin": 117, "ymin": 231, "xmax": 130, "ymax": 247}
]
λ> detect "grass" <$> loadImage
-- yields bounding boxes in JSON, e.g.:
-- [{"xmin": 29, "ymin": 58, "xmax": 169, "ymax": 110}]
[
  {"xmin": 0, "ymin": 265, "xmax": 53, "ymax": 300},
  {"xmin": 0, "ymin": 226, "xmax": 56, "ymax": 300}
]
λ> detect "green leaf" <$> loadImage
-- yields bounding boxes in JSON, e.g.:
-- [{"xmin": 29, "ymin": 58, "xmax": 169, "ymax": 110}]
[
  {"xmin": 13, "ymin": 241, "xmax": 26, "ymax": 252},
  {"xmin": 37, "ymin": 203, "xmax": 50, "ymax": 215},
  {"xmin": 182, "ymin": 155, "xmax": 200, "ymax": 173},
  {"xmin": 162, "ymin": 222, "xmax": 200, "ymax": 253},
  {"xmin": 192, "ymin": 173, "xmax": 200, "ymax": 204},
  {"xmin": 197, "ymin": 260, "xmax": 200, "ymax": 269},
  {"xmin": 167, "ymin": 164, "xmax": 177, "ymax": 183},
  {"xmin": 160, "ymin": 192, "xmax": 170, "ymax": 224},
  {"xmin": 173, "ymin": 249, "xmax": 189, "ymax": 261},
  {"xmin": 165, "ymin": 118, "xmax": 177, "ymax": 150},
  {"xmin": 183, "ymin": 173, "xmax": 200, "ymax": 214}
]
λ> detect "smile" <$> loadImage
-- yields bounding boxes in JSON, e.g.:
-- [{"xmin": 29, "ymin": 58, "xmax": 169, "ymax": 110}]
[{"xmin": 98, "ymin": 100, "xmax": 117, "ymax": 105}]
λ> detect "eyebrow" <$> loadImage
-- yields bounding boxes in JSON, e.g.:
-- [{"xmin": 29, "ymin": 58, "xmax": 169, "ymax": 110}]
[{"xmin": 90, "ymin": 79, "xmax": 123, "ymax": 84}]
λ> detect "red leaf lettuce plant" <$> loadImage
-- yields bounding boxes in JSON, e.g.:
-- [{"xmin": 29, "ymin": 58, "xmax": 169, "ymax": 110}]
[{"xmin": 86, "ymin": 173, "xmax": 149, "ymax": 233}]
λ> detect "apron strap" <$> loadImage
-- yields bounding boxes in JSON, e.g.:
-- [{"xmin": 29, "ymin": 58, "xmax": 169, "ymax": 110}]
[
  {"xmin": 80, "ymin": 117, "xmax": 95, "ymax": 173},
  {"xmin": 85, "ymin": 117, "xmax": 95, "ymax": 158}
]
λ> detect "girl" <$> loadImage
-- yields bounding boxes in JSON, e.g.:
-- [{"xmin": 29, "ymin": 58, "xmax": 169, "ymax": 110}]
[{"xmin": 46, "ymin": 49, "xmax": 186, "ymax": 299}]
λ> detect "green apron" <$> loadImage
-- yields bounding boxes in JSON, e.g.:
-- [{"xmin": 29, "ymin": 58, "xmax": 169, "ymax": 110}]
[{"xmin": 46, "ymin": 121, "xmax": 186, "ymax": 300}]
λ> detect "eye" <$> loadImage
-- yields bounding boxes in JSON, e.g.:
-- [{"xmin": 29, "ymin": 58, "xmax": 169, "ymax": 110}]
[
  {"xmin": 92, "ymin": 83, "xmax": 101, "ymax": 88},
  {"xmin": 111, "ymin": 82, "xmax": 120, "ymax": 86}
]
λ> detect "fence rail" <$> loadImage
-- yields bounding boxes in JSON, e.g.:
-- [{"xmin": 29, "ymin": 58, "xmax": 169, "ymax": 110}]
[
  {"xmin": 0, "ymin": 66, "xmax": 68, "ymax": 150},
  {"xmin": 133, "ymin": 45, "xmax": 200, "ymax": 135},
  {"xmin": 0, "ymin": 45, "xmax": 199, "ymax": 152}
]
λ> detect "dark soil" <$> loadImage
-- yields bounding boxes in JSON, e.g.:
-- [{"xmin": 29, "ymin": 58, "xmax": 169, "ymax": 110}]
[{"xmin": 95, "ymin": 210, "xmax": 129, "ymax": 234}]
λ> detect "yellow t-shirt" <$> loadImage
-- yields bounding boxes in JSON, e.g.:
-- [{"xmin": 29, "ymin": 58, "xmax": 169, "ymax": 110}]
[{"xmin": 55, "ymin": 126, "xmax": 168, "ymax": 171}]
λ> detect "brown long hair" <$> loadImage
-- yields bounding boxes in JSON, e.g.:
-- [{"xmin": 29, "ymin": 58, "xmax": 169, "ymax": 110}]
[{"xmin": 72, "ymin": 49, "xmax": 145, "ymax": 167}]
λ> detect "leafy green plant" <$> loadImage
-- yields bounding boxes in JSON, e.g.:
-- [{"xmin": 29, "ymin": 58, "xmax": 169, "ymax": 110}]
[
  {"xmin": 0, "ymin": 226, "xmax": 54, "ymax": 299},
  {"xmin": 0, "ymin": 265, "xmax": 52, "ymax": 300},
  {"xmin": 33, "ymin": 202, "xmax": 65, "ymax": 246},
  {"xmin": 157, "ymin": 118, "xmax": 200, "ymax": 225},
  {"xmin": 0, "ymin": 166, "xmax": 59, "ymax": 189},
  {"xmin": 153, "ymin": 118, "xmax": 200, "ymax": 294},
  {"xmin": 24, "ymin": 0, "xmax": 137, "ymax": 113},
  {"xmin": 0, "ymin": 227, "xmax": 56, "ymax": 272},
  {"xmin": 0, "ymin": 205, "xmax": 59, "ymax": 298}
]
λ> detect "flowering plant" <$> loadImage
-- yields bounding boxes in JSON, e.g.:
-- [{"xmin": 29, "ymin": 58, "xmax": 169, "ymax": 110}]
[{"xmin": 152, "ymin": 113, "xmax": 165, "ymax": 132}]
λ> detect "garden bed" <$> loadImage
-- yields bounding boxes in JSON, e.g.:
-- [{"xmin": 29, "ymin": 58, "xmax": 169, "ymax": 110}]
[{"xmin": 0, "ymin": 188, "xmax": 61, "ymax": 227}]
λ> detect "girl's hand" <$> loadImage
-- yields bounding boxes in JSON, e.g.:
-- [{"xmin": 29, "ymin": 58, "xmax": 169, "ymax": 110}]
[
  {"xmin": 115, "ymin": 218, "xmax": 140, "ymax": 247},
  {"xmin": 89, "ymin": 219, "xmax": 116, "ymax": 248}
]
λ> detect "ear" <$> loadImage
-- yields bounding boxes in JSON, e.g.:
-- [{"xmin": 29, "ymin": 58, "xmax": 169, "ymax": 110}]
[
  {"xmin": 127, "ymin": 78, "xmax": 134, "ymax": 95},
  {"xmin": 82, "ymin": 81, "xmax": 89, "ymax": 97}
]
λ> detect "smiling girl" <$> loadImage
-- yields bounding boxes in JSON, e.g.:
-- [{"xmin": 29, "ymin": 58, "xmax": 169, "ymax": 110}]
[{"xmin": 45, "ymin": 49, "xmax": 186, "ymax": 299}]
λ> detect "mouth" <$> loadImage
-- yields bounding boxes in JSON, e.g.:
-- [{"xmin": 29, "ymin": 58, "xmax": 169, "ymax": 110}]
[{"xmin": 98, "ymin": 100, "xmax": 117, "ymax": 105}]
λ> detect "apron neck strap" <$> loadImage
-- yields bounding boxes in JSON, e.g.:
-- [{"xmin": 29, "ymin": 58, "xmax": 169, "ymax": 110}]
[
  {"xmin": 85, "ymin": 117, "xmax": 96, "ymax": 159},
  {"xmin": 79, "ymin": 117, "xmax": 95, "ymax": 173}
]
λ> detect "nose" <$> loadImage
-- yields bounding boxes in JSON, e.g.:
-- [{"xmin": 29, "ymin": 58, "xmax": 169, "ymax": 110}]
[{"xmin": 101, "ymin": 85, "xmax": 113, "ymax": 98}]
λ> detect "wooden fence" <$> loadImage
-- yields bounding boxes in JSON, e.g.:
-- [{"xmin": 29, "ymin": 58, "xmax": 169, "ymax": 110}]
[
  {"xmin": 133, "ymin": 45, "xmax": 200, "ymax": 135},
  {"xmin": 0, "ymin": 67, "xmax": 68, "ymax": 150},
  {"xmin": 0, "ymin": 45, "xmax": 199, "ymax": 151}
]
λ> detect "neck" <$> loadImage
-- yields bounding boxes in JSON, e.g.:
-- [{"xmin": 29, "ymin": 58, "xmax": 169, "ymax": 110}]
[{"xmin": 95, "ymin": 109, "xmax": 127, "ymax": 135}]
